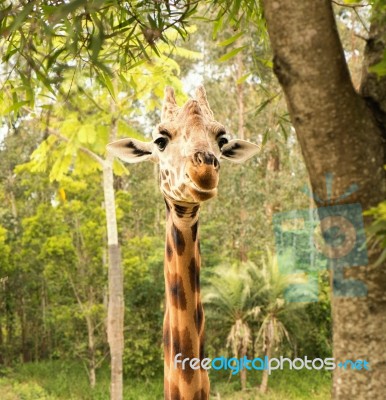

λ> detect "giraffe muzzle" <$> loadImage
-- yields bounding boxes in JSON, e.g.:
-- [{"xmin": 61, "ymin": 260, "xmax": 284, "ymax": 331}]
[
  {"xmin": 193, "ymin": 151, "xmax": 220, "ymax": 170},
  {"xmin": 187, "ymin": 152, "xmax": 220, "ymax": 198}
]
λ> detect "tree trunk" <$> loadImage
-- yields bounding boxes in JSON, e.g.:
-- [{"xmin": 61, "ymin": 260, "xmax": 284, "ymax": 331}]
[
  {"xmin": 239, "ymin": 348, "xmax": 247, "ymax": 391},
  {"xmin": 235, "ymin": 51, "xmax": 249, "ymax": 262},
  {"xmin": 40, "ymin": 281, "xmax": 48, "ymax": 360},
  {"xmin": 86, "ymin": 314, "xmax": 97, "ymax": 388},
  {"xmin": 18, "ymin": 294, "xmax": 30, "ymax": 363},
  {"xmin": 236, "ymin": 51, "xmax": 245, "ymax": 140},
  {"xmin": 260, "ymin": 337, "xmax": 271, "ymax": 394},
  {"xmin": 0, "ymin": 319, "xmax": 4, "ymax": 364},
  {"xmin": 262, "ymin": 1, "xmax": 386, "ymax": 398},
  {"xmin": 5, "ymin": 281, "xmax": 13, "ymax": 366},
  {"xmin": 104, "ymin": 117, "xmax": 124, "ymax": 400}
]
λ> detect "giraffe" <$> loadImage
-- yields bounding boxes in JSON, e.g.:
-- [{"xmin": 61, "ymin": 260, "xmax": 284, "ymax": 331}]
[{"xmin": 107, "ymin": 86, "xmax": 260, "ymax": 399}]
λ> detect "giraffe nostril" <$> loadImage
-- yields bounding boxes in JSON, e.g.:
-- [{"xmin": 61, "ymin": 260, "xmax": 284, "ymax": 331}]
[
  {"xmin": 194, "ymin": 152, "xmax": 219, "ymax": 168},
  {"xmin": 194, "ymin": 152, "xmax": 204, "ymax": 165},
  {"xmin": 213, "ymin": 157, "xmax": 219, "ymax": 169}
]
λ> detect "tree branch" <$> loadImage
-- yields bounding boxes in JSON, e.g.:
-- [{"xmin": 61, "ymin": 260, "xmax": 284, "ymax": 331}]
[{"xmin": 49, "ymin": 129, "xmax": 106, "ymax": 168}]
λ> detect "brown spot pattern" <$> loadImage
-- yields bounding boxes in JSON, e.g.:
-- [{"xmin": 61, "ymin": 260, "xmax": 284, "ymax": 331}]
[
  {"xmin": 169, "ymin": 382, "xmax": 182, "ymax": 400},
  {"xmin": 191, "ymin": 205, "xmax": 200, "ymax": 218},
  {"xmin": 166, "ymin": 239, "xmax": 173, "ymax": 262},
  {"xmin": 175, "ymin": 204, "xmax": 188, "ymax": 218},
  {"xmin": 172, "ymin": 328, "xmax": 198, "ymax": 384},
  {"xmin": 172, "ymin": 224, "xmax": 185, "ymax": 255},
  {"xmin": 169, "ymin": 273, "xmax": 187, "ymax": 310},
  {"xmin": 171, "ymin": 327, "xmax": 194, "ymax": 358},
  {"xmin": 193, "ymin": 389, "xmax": 208, "ymax": 400},
  {"xmin": 194, "ymin": 303, "xmax": 204, "ymax": 333},
  {"xmin": 200, "ymin": 339, "xmax": 205, "ymax": 360},
  {"xmin": 172, "ymin": 327, "xmax": 181, "ymax": 357},
  {"xmin": 188, "ymin": 257, "xmax": 200, "ymax": 293},
  {"xmin": 191, "ymin": 221, "xmax": 198, "ymax": 242},
  {"xmin": 163, "ymin": 312, "xmax": 171, "ymax": 363},
  {"xmin": 165, "ymin": 199, "xmax": 171, "ymax": 218},
  {"xmin": 181, "ymin": 328, "xmax": 195, "ymax": 385}
]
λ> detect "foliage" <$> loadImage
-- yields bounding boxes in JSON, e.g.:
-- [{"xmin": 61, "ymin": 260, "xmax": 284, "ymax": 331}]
[
  {"xmin": 203, "ymin": 261, "xmax": 262, "ymax": 359},
  {"xmin": 122, "ymin": 236, "xmax": 164, "ymax": 378},
  {"xmin": 365, "ymin": 200, "xmax": 386, "ymax": 267},
  {"xmin": 0, "ymin": 378, "xmax": 56, "ymax": 400},
  {"xmin": 0, "ymin": 0, "xmax": 265, "ymax": 119},
  {"xmin": 14, "ymin": 46, "xmax": 192, "ymax": 181},
  {"xmin": 0, "ymin": 0, "xmax": 198, "ymax": 104}
]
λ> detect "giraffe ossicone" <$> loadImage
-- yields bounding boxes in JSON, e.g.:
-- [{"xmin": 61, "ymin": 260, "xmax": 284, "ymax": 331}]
[{"xmin": 107, "ymin": 86, "xmax": 260, "ymax": 400}]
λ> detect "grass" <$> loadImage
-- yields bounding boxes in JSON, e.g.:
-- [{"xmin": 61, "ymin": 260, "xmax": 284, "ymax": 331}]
[
  {"xmin": 0, "ymin": 361, "xmax": 331, "ymax": 399},
  {"xmin": 210, "ymin": 368, "xmax": 331, "ymax": 399}
]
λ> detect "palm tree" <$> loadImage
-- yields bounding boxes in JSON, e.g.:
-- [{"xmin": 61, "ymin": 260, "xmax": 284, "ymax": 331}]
[
  {"xmin": 203, "ymin": 249, "xmax": 313, "ymax": 394},
  {"xmin": 202, "ymin": 261, "xmax": 262, "ymax": 391},
  {"xmin": 255, "ymin": 249, "xmax": 312, "ymax": 394}
]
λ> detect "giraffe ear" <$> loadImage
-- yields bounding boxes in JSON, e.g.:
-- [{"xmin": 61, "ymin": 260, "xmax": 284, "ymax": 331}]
[
  {"xmin": 220, "ymin": 139, "xmax": 261, "ymax": 163},
  {"xmin": 106, "ymin": 138, "xmax": 156, "ymax": 163}
]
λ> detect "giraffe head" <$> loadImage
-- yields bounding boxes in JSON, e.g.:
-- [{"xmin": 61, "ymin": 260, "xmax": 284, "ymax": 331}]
[{"xmin": 107, "ymin": 86, "xmax": 260, "ymax": 203}]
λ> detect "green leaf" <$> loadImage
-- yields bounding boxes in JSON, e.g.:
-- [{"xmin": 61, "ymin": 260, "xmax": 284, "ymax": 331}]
[
  {"xmin": 50, "ymin": 154, "xmax": 73, "ymax": 182},
  {"xmin": 212, "ymin": 16, "xmax": 223, "ymax": 40},
  {"xmin": 255, "ymin": 57, "xmax": 274, "ymax": 69},
  {"xmin": 255, "ymin": 99, "xmax": 271, "ymax": 115},
  {"xmin": 99, "ymin": 72, "xmax": 116, "ymax": 100},
  {"xmin": 217, "ymin": 46, "xmax": 246, "ymax": 63},
  {"xmin": 236, "ymin": 73, "xmax": 250, "ymax": 85},
  {"xmin": 78, "ymin": 126, "xmax": 88, "ymax": 143},
  {"xmin": 218, "ymin": 32, "xmax": 244, "ymax": 47},
  {"xmin": 262, "ymin": 129, "xmax": 270, "ymax": 146},
  {"xmin": 278, "ymin": 121, "xmax": 288, "ymax": 141},
  {"xmin": 373, "ymin": 248, "xmax": 386, "ymax": 268},
  {"xmin": 3, "ymin": 100, "xmax": 29, "ymax": 114},
  {"xmin": 113, "ymin": 159, "xmax": 129, "ymax": 176},
  {"xmin": 4, "ymin": 3, "xmax": 33, "ymax": 34},
  {"xmin": 78, "ymin": 124, "xmax": 96, "ymax": 144},
  {"xmin": 369, "ymin": 56, "xmax": 386, "ymax": 77}
]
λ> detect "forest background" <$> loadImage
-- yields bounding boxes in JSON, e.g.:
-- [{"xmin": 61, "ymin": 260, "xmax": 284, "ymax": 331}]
[{"xmin": 0, "ymin": 1, "xmax": 385, "ymax": 399}]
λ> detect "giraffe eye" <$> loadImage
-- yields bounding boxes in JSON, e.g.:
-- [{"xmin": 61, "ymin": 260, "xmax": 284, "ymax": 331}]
[
  {"xmin": 218, "ymin": 137, "xmax": 229, "ymax": 149},
  {"xmin": 154, "ymin": 137, "xmax": 168, "ymax": 151}
]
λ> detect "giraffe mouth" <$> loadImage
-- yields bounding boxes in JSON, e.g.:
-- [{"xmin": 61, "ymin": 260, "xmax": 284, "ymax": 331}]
[
  {"xmin": 185, "ymin": 174, "xmax": 218, "ymax": 202},
  {"xmin": 186, "ymin": 174, "xmax": 216, "ymax": 193},
  {"xmin": 191, "ymin": 179, "xmax": 216, "ymax": 193}
]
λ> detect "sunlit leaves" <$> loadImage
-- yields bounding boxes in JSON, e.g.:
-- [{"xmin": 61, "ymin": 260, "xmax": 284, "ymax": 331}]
[
  {"xmin": 364, "ymin": 201, "xmax": 386, "ymax": 267},
  {"xmin": 14, "ymin": 39, "xmax": 192, "ymax": 184},
  {"xmin": 0, "ymin": 225, "xmax": 10, "ymax": 275},
  {"xmin": 78, "ymin": 124, "xmax": 97, "ymax": 145},
  {"xmin": 0, "ymin": 0, "xmax": 200, "ymax": 110},
  {"xmin": 112, "ymin": 159, "xmax": 129, "ymax": 177},
  {"xmin": 218, "ymin": 31, "xmax": 244, "ymax": 47},
  {"xmin": 369, "ymin": 53, "xmax": 386, "ymax": 76},
  {"xmin": 217, "ymin": 45, "xmax": 247, "ymax": 62}
]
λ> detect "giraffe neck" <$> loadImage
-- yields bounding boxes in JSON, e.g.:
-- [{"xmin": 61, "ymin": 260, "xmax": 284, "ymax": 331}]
[{"xmin": 163, "ymin": 198, "xmax": 209, "ymax": 400}]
